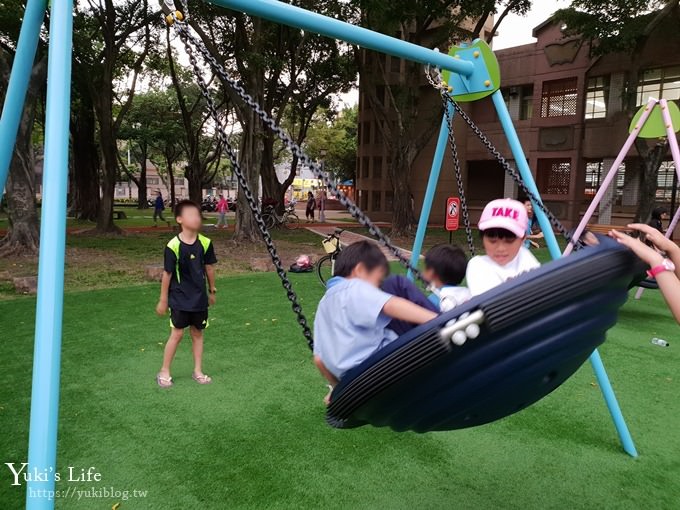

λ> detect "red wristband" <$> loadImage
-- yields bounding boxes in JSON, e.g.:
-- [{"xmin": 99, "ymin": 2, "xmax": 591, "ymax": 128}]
[{"xmin": 647, "ymin": 259, "xmax": 675, "ymax": 278}]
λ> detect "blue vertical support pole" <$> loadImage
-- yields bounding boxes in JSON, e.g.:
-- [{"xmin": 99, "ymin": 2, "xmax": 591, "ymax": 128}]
[
  {"xmin": 491, "ymin": 90, "xmax": 637, "ymax": 457},
  {"xmin": 26, "ymin": 0, "xmax": 74, "ymax": 506},
  {"xmin": 0, "ymin": 0, "xmax": 47, "ymax": 195},
  {"xmin": 491, "ymin": 90, "xmax": 561, "ymax": 258},
  {"xmin": 408, "ymin": 104, "xmax": 454, "ymax": 278}
]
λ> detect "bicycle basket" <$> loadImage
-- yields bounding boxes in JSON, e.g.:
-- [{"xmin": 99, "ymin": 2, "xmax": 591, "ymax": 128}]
[{"xmin": 322, "ymin": 237, "xmax": 340, "ymax": 254}]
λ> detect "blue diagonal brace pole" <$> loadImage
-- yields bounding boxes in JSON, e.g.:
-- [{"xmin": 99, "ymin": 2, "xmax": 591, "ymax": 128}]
[
  {"xmin": 491, "ymin": 90, "xmax": 637, "ymax": 457},
  {"xmin": 25, "ymin": 0, "xmax": 74, "ymax": 506},
  {"xmin": 0, "ymin": 0, "xmax": 47, "ymax": 195},
  {"xmin": 409, "ymin": 104, "xmax": 454, "ymax": 277}
]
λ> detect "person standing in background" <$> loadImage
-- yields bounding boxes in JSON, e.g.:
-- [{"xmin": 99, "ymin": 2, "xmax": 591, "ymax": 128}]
[
  {"xmin": 306, "ymin": 191, "xmax": 316, "ymax": 223},
  {"xmin": 153, "ymin": 190, "xmax": 171, "ymax": 228},
  {"xmin": 522, "ymin": 199, "xmax": 544, "ymax": 249},
  {"xmin": 318, "ymin": 189, "xmax": 327, "ymax": 222},
  {"xmin": 216, "ymin": 194, "xmax": 229, "ymax": 228},
  {"xmin": 648, "ymin": 207, "xmax": 669, "ymax": 233}
]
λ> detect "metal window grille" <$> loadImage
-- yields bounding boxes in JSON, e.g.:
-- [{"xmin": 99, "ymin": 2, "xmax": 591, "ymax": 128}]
[
  {"xmin": 540, "ymin": 78, "xmax": 578, "ymax": 117},
  {"xmin": 538, "ymin": 158, "xmax": 571, "ymax": 195}
]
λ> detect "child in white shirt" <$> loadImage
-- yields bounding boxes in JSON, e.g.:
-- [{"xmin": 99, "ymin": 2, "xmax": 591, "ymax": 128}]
[{"xmin": 466, "ymin": 198, "xmax": 541, "ymax": 296}]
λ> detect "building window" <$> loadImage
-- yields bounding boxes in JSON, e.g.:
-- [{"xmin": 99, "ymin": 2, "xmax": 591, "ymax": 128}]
[
  {"xmin": 148, "ymin": 177, "xmax": 159, "ymax": 185},
  {"xmin": 637, "ymin": 66, "xmax": 680, "ymax": 105},
  {"xmin": 657, "ymin": 160, "xmax": 677, "ymax": 201},
  {"xmin": 467, "ymin": 161, "xmax": 505, "ymax": 201},
  {"xmin": 584, "ymin": 160, "xmax": 624, "ymax": 201},
  {"xmin": 537, "ymin": 158, "xmax": 571, "ymax": 195},
  {"xmin": 385, "ymin": 190, "xmax": 394, "ymax": 212},
  {"xmin": 540, "ymin": 78, "xmax": 578, "ymax": 117},
  {"xmin": 375, "ymin": 85, "xmax": 386, "ymax": 107},
  {"xmin": 585, "ymin": 77, "xmax": 608, "ymax": 119},
  {"xmin": 372, "ymin": 190, "xmax": 382, "ymax": 211},
  {"xmin": 361, "ymin": 157, "xmax": 369, "ymax": 179},
  {"xmin": 501, "ymin": 89, "xmax": 510, "ymax": 110},
  {"xmin": 362, "ymin": 121, "xmax": 371, "ymax": 144},
  {"xmin": 501, "ymin": 85, "xmax": 533, "ymax": 121},
  {"xmin": 373, "ymin": 156, "xmax": 383, "ymax": 179},
  {"xmin": 359, "ymin": 190, "xmax": 368, "ymax": 210},
  {"xmin": 520, "ymin": 85, "xmax": 533, "ymax": 120}
]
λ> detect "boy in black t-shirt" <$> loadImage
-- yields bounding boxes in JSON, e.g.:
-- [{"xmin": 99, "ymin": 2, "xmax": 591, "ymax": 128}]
[{"xmin": 156, "ymin": 200, "xmax": 218, "ymax": 388}]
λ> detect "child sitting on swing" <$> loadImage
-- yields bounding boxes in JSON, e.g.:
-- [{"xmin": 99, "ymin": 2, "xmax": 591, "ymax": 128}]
[
  {"xmin": 466, "ymin": 198, "xmax": 541, "ymax": 296},
  {"xmin": 313, "ymin": 241, "xmax": 472, "ymax": 404},
  {"xmin": 313, "ymin": 242, "xmax": 437, "ymax": 402},
  {"xmin": 423, "ymin": 244, "xmax": 471, "ymax": 312}
]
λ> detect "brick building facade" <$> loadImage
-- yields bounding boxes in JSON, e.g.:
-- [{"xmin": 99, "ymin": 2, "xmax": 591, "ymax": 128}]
[{"xmin": 356, "ymin": 17, "xmax": 680, "ymax": 234}]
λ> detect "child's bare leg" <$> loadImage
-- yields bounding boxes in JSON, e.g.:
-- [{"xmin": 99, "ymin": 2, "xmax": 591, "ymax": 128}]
[
  {"xmin": 314, "ymin": 355, "xmax": 339, "ymax": 405},
  {"xmin": 159, "ymin": 327, "xmax": 184, "ymax": 378},
  {"xmin": 190, "ymin": 326, "xmax": 207, "ymax": 377}
]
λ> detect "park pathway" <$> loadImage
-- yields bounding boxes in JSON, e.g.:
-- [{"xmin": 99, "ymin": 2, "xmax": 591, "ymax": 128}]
[{"xmin": 305, "ymin": 225, "xmax": 420, "ymax": 262}]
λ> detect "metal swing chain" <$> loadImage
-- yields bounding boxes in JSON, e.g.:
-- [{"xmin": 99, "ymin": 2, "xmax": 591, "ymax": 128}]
[
  {"xmin": 176, "ymin": 22, "xmax": 430, "ymax": 286},
  {"xmin": 173, "ymin": 23, "xmax": 315, "ymax": 349},
  {"xmin": 424, "ymin": 65, "xmax": 583, "ymax": 250},
  {"xmin": 441, "ymin": 96, "xmax": 476, "ymax": 256}
]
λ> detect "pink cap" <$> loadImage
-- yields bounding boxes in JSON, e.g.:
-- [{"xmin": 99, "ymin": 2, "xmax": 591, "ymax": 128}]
[{"xmin": 478, "ymin": 198, "xmax": 528, "ymax": 238}]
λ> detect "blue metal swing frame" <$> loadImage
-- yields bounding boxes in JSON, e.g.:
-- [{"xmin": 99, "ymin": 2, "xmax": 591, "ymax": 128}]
[{"xmin": 0, "ymin": 0, "xmax": 637, "ymax": 507}]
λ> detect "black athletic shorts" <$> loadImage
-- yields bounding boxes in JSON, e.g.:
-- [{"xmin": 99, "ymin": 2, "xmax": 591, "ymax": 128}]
[{"xmin": 170, "ymin": 309, "xmax": 209, "ymax": 330}]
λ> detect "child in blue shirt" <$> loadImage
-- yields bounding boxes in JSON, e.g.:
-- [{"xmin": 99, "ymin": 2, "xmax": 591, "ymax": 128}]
[
  {"xmin": 423, "ymin": 244, "xmax": 471, "ymax": 312},
  {"xmin": 313, "ymin": 241, "xmax": 438, "ymax": 402}
]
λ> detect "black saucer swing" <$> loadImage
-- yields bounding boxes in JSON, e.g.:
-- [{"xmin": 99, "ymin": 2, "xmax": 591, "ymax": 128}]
[
  {"xmin": 326, "ymin": 237, "xmax": 643, "ymax": 431},
  {"xmin": 165, "ymin": 7, "xmax": 645, "ymax": 433}
]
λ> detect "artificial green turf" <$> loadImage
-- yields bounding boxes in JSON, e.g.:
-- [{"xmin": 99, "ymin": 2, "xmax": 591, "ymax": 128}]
[{"xmin": 1, "ymin": 272, "xmax": 679, "ymax": 509}]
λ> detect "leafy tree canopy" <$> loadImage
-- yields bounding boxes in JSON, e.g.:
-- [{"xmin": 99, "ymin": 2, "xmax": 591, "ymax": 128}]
[{"xmin": 556, "ymin": 0, "xmax": 679, "ymax": 55}]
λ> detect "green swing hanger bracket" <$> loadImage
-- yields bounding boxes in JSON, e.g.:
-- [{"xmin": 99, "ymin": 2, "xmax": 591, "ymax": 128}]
[{"xmin": 440, "ymin": 39, "xmax": 501, "ymax": 103}]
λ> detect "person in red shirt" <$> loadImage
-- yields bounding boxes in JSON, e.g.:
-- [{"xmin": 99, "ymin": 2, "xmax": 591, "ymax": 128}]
[{"xmin": 216, "ymin": 194, "xmax": 229, "ymax": 228}]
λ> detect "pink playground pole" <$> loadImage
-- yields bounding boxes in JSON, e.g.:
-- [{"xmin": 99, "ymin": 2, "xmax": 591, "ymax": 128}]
[
  {"xmin": 660, "ymin": 99, "xmax": 680, "ymax": 233},
  {"xmin": 666, "ymin": 201, "xmax": 680, "ymax": 238},
  {"xmin": 564, "ymin": 98, "xmax": 659, "ymax": 256},
  {"xmin": 635, "ymin": 99, "xmax": 680, "ymax": 299}
]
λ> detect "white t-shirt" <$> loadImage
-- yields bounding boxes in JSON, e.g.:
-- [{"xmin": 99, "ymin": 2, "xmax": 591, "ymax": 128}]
[
  {"xmin": 465, "ymin": 247, "xmax": 540, "ymax": 296},
  {"xmin": 429, "ymin": 286, "xmax": 472, "ymax": 312}
]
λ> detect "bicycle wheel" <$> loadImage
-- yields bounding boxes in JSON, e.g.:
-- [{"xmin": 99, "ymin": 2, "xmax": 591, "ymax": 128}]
[
  {"xmin": 316, "ymin": 254, "xmax": 335, "ymax": 288},
  {"xmin": 262, "ymin": 213, "xmax": 276, "ymax": 230},
  {"xmin": 284, "ymin": 213, "xmax": 300, "ymax": 229}
]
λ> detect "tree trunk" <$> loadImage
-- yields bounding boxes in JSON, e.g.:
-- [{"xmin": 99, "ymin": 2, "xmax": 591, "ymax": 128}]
[
  {"xmin": 260, "ymin": 135, "xmax": 283, "ymax": 213},
  {"xmin": 165, "ymin": 154, "xmax": 176, "ymax": 211},
  {"xmin": 389, "ymin": 146, "xmax": 417, "ymax": 237},
  {"xmin": 187, "ymin": 163, "xmax": 203, "ymax": 205},
  {"xmin": 234, "ymin": 111, "xmax": 263, "ymax": 243},
  {"xmin": 95, "ymin": 121, "xmax": 120, "ymax": 233},
  {"xmin": 94, "ymin": 85, "xmax": 121, "ymax": 233},
  {"xmin": 360, "ymin": 50, "xmax": 437, "ymax": 237},
  {"xmin": 183, "ymin": 147, "xmax": 203, "ymax": 204},
  {"xmin": 634, "ymin": 140, "xmax": 668, "ymax": 223},
  {"xmin": 137, "ymin": 144, "xmax": 148, "ymax": 209},
  {"xmin": 70, "ymin": 90, "xmax": 100, "ymax": 221},
  {"xmin": 0, "ymin": 58, "xmax": 45, "ymax": 256}
]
